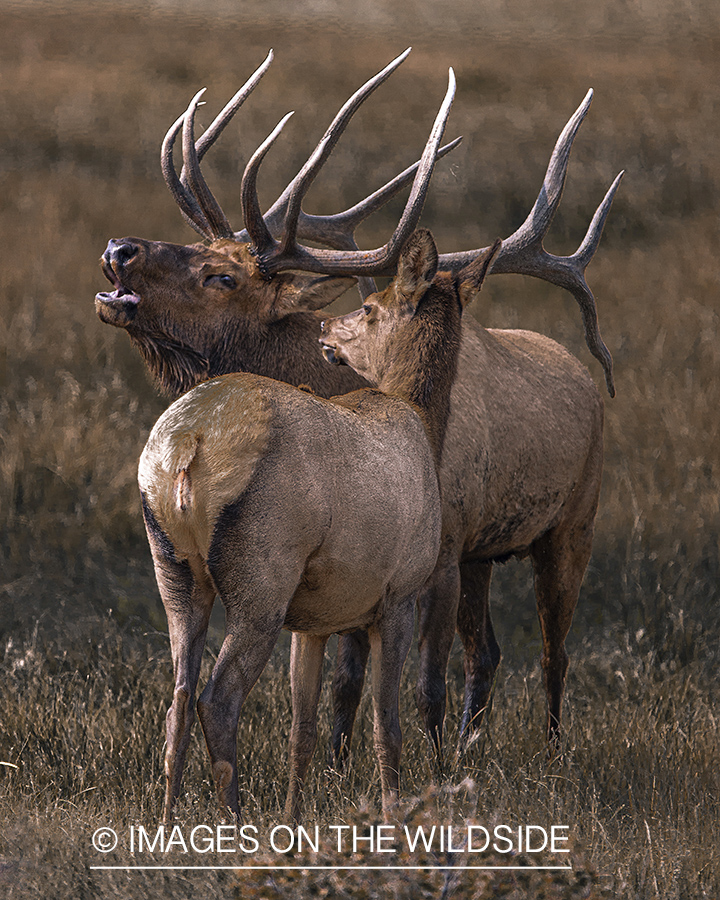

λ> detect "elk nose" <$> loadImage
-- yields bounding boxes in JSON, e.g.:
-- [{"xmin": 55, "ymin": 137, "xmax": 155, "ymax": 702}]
[{"xmin": 104, "ymin": 239, "xmax": 138, "ymax": 269}]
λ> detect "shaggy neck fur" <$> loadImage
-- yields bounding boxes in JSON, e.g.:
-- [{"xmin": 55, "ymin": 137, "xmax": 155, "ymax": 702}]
[
  {"xmin": 131, "ymin": 331, "xmax": 211, "ymax": 397},
  {"xmin": 132, "ymin": 311, "xmax": 367, "ymax": 400}
]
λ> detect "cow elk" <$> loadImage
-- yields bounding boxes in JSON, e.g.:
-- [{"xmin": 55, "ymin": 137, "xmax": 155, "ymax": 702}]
[
  {"xmin": 97, "ymin": 50, "xmax": 623, "ymax": 766},
  {"xmin": 140, "ymin": 186, "xmax": 501, "ymax": 821}
]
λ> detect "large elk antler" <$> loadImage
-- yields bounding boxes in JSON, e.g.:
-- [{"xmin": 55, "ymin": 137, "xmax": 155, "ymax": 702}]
[
  {"xmin": 438, "ymin": 90, "xmax": 623, "ymax": 397},
  {"xmin": 162, "ymin": 49, "xmax": 460, "ymax": 295},
  {"xmin": 240, "ymin": 68, "xmax": 456, "ymax": 281},
  {"xmin": 163, "ymin": 53, "xmax": 620, "ymax": 395}
]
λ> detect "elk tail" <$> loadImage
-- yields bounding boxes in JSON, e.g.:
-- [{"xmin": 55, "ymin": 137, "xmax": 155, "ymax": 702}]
[
  {"xmin": 166, "ymin": 431, "xmax": 200, "ymax": 512},
  {"xmin": 173, "ymin": 468, "xmax": 192, "ymax": 512}
]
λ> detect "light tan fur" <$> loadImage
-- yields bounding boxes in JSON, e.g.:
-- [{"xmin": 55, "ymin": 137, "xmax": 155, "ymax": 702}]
[
  {"xmin": 140, "ymin": 232, "xmax": 473, "ymax": 823},
  {"xmin": 140, "ymin": 377, "xmax": 271, "ymax": 559}
]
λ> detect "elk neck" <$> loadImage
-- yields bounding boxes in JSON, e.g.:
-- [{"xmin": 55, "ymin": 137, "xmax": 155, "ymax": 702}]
[
  {"xmin": 131, "ymin": 309, "xmax": 368, "ymax": 400},
  {"xmin": 376, "ymin": 274, "xmax": 462, "ymax": 470}
]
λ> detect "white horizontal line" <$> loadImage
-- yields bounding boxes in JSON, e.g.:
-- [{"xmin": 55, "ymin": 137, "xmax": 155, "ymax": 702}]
[{"xmin": 91, "ymin": 864, "xmax": 573, "ymax": 871}]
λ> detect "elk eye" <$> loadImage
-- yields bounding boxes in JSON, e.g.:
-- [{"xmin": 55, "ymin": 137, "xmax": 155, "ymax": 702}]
[
  {"xmin": 204, "ymin": 274, "xmax": 237, "ymax": 289},
  {"xmin": 362, "ymin": 304, "xmax": 372, "ymax": 315}
]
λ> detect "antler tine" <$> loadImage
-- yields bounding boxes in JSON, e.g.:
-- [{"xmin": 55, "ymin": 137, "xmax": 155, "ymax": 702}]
[
  {"xmin": 557, "ymin": 170, "xmax": 624, "ymax": 397},
  {"xmin": 576, "ymin": 169, "xmax": 624, "ymax": 268},
  {"xmin": 438, "ymin": 90, "xmax": 622, "ymax": 397},
  {"xmin": 181, "ymin": 90, "xmax": 235, "ymax": 239},
  {"xmin": 161, "ymin": 53, "xmax": 274, "ymax": 240},
  {"xmin": 379, "ymin": 68, "xmax": 457, "ymax": 263},
  {"xmin": 241, "ymin": 112, "xmax": 296, "ymax": 255},
  {"xmin": 508, "ymin": 87, "xmax": 596, "ymax": 252},
  {"xmin": 277, "ymin": 48, "xmax": 412, "ymax": 254},
  {"xmin": 190, "ymin": 50, "xmax": 274, "ymax": 166},
  {"xmin": 161, "ymin": 111, "xmax": 214, "ymax": 239},
  {"xmin": 249, "ymin": 67, "xmax": 456, "ymax": 280}
]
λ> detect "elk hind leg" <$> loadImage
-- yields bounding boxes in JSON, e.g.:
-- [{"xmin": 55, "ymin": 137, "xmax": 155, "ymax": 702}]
[
  {"xmin": 370, "ymin": 594, "xmax": 416, "ymax": 819},
  {"xmin": 530, "ymin": 518, "xmax": 596, "ymax": 745},
  {"xmin": 415, "ymin": 553, "xmax": 461, "ymax": 763},
  {"xmin": 143, "ymin": 502, "xmax": 216, "ymax": 823},
  {"xmin": 162, "ymin": 562, "xmax": 216, "ymax": 822},
  {"xmin": 199, "ymin": 522, "xmax": 304, "ymax": 817},
  {"xmin": 196, "ymin": 600, "xmax": 285, "ymax": 817}
]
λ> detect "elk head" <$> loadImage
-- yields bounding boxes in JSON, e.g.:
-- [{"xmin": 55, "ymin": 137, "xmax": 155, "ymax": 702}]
[
  {"xmin": 320, "ymin": 228, "xmax": 501, "ymax": 463},
  {"xmin": 321, "ymin": 231, "xmax": 501, "ymax": 385},
  {"xmin": 96, "ymin": 50, "xmax": 460, "ymax": 397},
  {"xmin": 96, "ymin": 236, "xmax": 354, "ymax": 395}
]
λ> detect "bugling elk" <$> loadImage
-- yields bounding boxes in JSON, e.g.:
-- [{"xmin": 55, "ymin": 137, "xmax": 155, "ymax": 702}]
[{"xmin": 96, "ymin": 49, "xmax": 623, "ymax": 798}]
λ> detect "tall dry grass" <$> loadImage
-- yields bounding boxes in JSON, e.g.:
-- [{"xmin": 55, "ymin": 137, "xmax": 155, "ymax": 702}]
[{"xmin": 0, "ymin": 1, "xmax": 719, "ymax": 897}]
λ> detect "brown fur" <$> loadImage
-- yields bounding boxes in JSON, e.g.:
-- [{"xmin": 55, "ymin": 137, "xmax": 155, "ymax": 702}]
[
  {"xmin": 139, "ymin": 231, "xmax": 477, "ymax": 821},
  {"xmin": 96, "ymin": 238, "xmax": 361, "ymax": 398}
]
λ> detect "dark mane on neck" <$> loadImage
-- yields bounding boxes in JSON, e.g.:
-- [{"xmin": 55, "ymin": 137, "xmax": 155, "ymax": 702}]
[
  {"xmin": 130, "ymin": 332, "xmax": 211, "ymax": 398},
  {"xmin": 131, "ymin": 310, "xmax": 369, "ymax": 400}
]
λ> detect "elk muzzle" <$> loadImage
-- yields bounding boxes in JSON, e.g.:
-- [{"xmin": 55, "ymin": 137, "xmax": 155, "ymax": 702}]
[
  {"xmin": 319, "ymin": 316, "xmax": 353, "ymax": 366},
  {"xmin": 95, "ymin": 239, "xmax": 143, "ymax": 327}
]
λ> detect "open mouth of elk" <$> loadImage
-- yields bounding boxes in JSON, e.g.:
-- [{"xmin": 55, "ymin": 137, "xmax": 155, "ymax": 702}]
[{"xmin": 95, "ymin": 258, "xmax": 141, "ymax": 325}]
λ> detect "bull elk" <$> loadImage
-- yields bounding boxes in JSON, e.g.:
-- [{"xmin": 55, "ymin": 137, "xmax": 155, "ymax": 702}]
[{"xmin": 96, "ymin": 50, "xmax": 622, "ymax": 763}]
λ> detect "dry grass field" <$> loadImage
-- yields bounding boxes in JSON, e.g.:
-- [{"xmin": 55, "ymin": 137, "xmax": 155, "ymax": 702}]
[{"xmin": 1, "ymin": 0, "xmax": 719, "ymax": 897}]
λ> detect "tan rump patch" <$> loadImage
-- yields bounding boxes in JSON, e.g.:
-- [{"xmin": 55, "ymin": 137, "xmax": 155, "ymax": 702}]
[{"xmin": 138, "ymin": 375, "xmax": 272, "ymax": 559}]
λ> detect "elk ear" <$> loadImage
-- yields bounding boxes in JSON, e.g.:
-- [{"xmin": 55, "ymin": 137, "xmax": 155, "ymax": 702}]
[
  {"xmin": 458, "ymin": 239, "xmax": 502, "ymax": 309},
  {"xmin": 394, "ymin": 229, "xmax": 439, "ymax": 310},
  {"xmin": 274, "ymin": 274, "xmax": 357, "ymax": 316}
]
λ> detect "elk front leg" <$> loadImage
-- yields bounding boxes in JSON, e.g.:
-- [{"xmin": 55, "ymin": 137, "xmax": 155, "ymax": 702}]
[
  {"xmin": 285, "ymin": 633, "xmax": 328, "ymax": 822},
  {"xmin": 457, "ymin": 560, "xmax": 500, "ymax": 743},
  {"xmin": 331, "ymin": 629, "xmax": 370, "ymax": 769},
  {"xmin": 415, "ymin": 552, "xmax": 461, "ymax": 762},
  {"xmin": 369, "ymin": 595, "xmax": 415, "ymax": 819}
]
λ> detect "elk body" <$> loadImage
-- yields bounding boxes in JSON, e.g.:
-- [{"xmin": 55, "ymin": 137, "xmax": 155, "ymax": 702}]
[
  {"xmin": 97, "ymin": 51, "xmax": 622, "ymax": 760},
  {"xmin": 139, "ymin": 229, "xmax": 496, "ymax": 820}
]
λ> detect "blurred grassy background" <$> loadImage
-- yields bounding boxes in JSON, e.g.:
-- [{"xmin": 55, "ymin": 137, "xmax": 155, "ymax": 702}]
[{"xmin": 0, "ymin": 0, "xmax": 718, "ymax": 897}]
